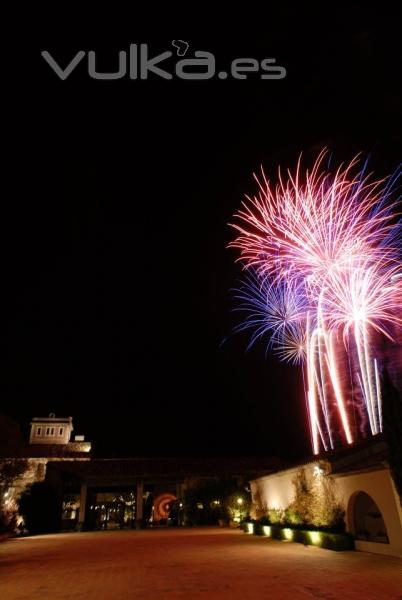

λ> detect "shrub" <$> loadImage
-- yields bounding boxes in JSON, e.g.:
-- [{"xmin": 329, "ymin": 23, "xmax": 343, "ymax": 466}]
[
  {"xmin": 287, "ymin": 468, "xmax": 313, "ymax": 525},
  {"xmin": 315, "ymin": 530, "xmax": 354, "ymax": 550},
  {"xmin": 284, "ymin": 506, "xmax": 303, "ymax": 526},
  {"xmin": 19, "ymin": 482, "xmax": 61, "ymax": 534},
  {"xmin": 242, "ymin": 521, "xmax": 355, "ymax": 551},
  {"xmin": 270, "ymin": 526, "xmax": 283, "ymax": 540},
  {"xmin": 184, "ymin": 478, "xmax": 250, "ymax": 526},
  {"xmin": 258, "ymin": 515, "xmax": 270, "ymax": 526},
  {"xmin": 0, "ymin": 459, "xmax": 29, "ymax": 534},
  {"xmin": 253, "ymin": 489, "xmax": 268, "ymax": 520},
  {"xmin": 267, "ymin": 508, "xmax": 284, "ymax": 524},
  {"xmin": 282, "ymin": 466, "xmax": 346, "ymax": 532},
  {"xmin": 250, "ymin": 466, "xmax": 347, "ymax": 534},
  {"xmin": 310, "ymin": 468, "xmax": 345, "ymax": 531}
]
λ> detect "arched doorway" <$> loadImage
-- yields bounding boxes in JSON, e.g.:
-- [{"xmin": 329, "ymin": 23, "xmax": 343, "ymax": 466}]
[
  {"xmin": 351, "ymin": 491, "xmax": 389, "ymax": 543},
  {"xmin": 152, "ymin": 493, "xmax": 176, "ymax": 524}
]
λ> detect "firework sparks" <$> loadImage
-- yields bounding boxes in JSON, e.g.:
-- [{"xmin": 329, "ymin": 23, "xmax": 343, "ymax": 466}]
[
  {"xmin": 232, "ymin": 273, "xmax": 308, "ymax": 354},
  {"xmin": 229, "ymin": 150, "xmax": 401, "ymax": 453}
]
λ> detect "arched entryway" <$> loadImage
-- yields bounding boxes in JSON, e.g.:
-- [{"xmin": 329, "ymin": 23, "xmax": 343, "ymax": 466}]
[
  {"xmin": 350, "ymin": 491, "xmax": 389, "ymax": 543},
  {"xmin": 152, "ymin": 493, "xmax": 176, "ymax": 524}
]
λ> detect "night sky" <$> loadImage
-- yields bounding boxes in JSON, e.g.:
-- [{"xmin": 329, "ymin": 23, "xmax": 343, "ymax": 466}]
[{"xmin": 2, "ymin": 8, "xmax": 401, "ymax": 459}]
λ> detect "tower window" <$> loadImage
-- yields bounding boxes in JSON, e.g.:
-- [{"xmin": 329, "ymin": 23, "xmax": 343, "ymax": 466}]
[
  {"xmin": 46, "ymin": 427, "xmax": 55, "ymax": 436},
  {"xmin": 36, "ymin": 427, "xmax": 42, "ymax": 436},
  {"xmin": 59, "ymin": 427, "xmax": 64, "ymax": 436}
]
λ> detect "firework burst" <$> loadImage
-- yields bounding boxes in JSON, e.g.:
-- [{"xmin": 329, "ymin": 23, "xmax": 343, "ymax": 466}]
[
  {"xmin": 229, "ymin": 150, "xmax": 402, "ymax": 454},
  {"xmin": 232, "ymin": 272, "xmax": 309, "ymax": 355}
]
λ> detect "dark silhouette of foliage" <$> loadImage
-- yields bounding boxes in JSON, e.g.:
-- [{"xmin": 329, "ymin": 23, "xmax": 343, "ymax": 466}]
[
  {"xmin": 19, "ymin": 482, "xmax": 61, "ymax": 534},
  {"xmin": 0, "ymin": 459, "xmax": 29, "ymax": 533},
  {"xmin": 184, "ymin": 478, "xmax": 249, "ymax": 525}
]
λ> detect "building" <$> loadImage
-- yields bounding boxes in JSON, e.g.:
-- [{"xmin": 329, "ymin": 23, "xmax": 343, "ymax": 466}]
[
  {"xmin": 6, "ymin": 414, "xmax": 401, "ymax": 556},
  {"xmin": 250, "ymin": 435, "xmax": 402, "ymax": 558},
  {"xmin": 29, "ymin": 414, "xmax": 73, "ymax": 445},
  {"xmin": 28, "ymin": 413, "xmax": 91, "ymax": 454},
  {"xmin": 43, "ymin": 456, "xmax": 285, "ymax": 531},
  {"xmin": 2, "ymin": 414, "xmax": 286, "ymax": 534}
]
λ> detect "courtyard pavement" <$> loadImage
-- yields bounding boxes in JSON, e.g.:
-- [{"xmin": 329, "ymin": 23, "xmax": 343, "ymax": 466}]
[{"xmin": 1, "ymin": 527, "xmax": 401, "ymax": 599}]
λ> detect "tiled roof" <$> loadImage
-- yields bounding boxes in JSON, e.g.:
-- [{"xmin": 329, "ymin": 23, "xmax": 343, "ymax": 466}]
[{"xmin": 327, "ymin": 435, "xmax": 389, "ymax": 475}]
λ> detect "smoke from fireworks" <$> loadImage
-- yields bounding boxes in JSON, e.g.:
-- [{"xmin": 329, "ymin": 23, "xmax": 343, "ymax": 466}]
[{"xmin": 229, "ymin": 150, "xmax": 401, "ymax": 454}]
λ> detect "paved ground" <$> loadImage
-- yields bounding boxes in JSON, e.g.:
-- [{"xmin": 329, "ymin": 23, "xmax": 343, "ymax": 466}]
[{"xmin": 1, "ymin": 527, "xmax": 401, "ymax": 600}]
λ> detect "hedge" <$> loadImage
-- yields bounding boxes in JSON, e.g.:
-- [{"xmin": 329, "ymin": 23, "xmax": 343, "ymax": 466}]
[{"xmin": 243, "ymin": 522, "xmax": 354, "ymax": 551}]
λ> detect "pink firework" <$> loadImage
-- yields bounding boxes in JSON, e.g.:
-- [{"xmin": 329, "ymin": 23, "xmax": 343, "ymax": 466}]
[
  {"xmin": 229, "ymin": 150, "xmax": 402, "ymax": 454},
  {"xmin": 324, "ymin": 259, "xmax": 402, "ymax": 342},
  {"xmin": 229, "ymin": 149, "xmax": 400, "ymax": 287}
]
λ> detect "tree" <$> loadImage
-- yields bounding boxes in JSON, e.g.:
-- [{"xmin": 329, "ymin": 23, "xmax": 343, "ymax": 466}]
[
  {"xmin": 284, "ymin": 467, "xmax": 345, "ymax": 531},
  {"xmin": 19, "ymin": 481, "xmax": 61, "ymax": 534},
  {"xmin": 310, "ymin": 468, "xmax": 345, "ymax": 531},
  {"xmin": 184, "ymin": 478, "xmax": 250, "ymax": 526},
  {"xmin": 0, "ymin": 459, "xmax": 29, "ymax": 533},
  {"xmin": 285, "ymin": 468, "xmax": 313, "ymax": 525}
]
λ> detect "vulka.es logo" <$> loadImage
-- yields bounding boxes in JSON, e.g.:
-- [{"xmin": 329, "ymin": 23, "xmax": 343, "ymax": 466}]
[{"xmin": 41, "ymin": 43, "xmax": 287, "ymax": 81}]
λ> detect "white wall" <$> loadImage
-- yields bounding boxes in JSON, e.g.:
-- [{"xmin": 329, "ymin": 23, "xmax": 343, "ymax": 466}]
[
  {"xmin": 251, "ymin": 461, "xmax": 319, "ymax": 512},
  {"xmin": 29, "ymin": 420, "xmax": 72, "ymax": 445},
  {"xmin": 335, "ymin": 468, "xmax": 402, "ymax": 558},
  {"xmin": 251, "ymin": 464, "xmax": 402, "ymax": 558}
]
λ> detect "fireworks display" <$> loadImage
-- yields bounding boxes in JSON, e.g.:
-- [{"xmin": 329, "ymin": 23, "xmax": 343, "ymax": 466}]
[{"xmin": 229, "ymin": 150, "xmax": 402, "ymax": 454}]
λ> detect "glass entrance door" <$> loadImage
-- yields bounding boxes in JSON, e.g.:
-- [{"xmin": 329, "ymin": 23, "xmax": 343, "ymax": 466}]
[{"xmin": 90, "ymin": 491, "xmax": 136, "ymax": 529}]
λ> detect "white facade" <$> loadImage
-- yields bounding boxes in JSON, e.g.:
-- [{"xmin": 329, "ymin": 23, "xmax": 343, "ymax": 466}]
[
  {"xmin": 336, "ymin": 467, "xmax": 402, "ymax": 557},
  {"xmin": 251, "ymin": 461, "xmax": 402, "ymax": 558},
  {"xmin": 29, "ymin": 414, "xmax": 73, "ymax": 445}
]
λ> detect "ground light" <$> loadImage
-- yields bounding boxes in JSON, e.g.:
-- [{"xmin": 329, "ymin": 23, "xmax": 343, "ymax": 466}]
[
  {"xmin": 309, "ymin": 531, "xmax": 321, "ymax": 545},
  {"xmin": 244, "ymin": 522, "xmax": 354, "ymax": 551},
  {"xmin": 246, "ymin": 523, "xmax": 254, "ymax": 534}
]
